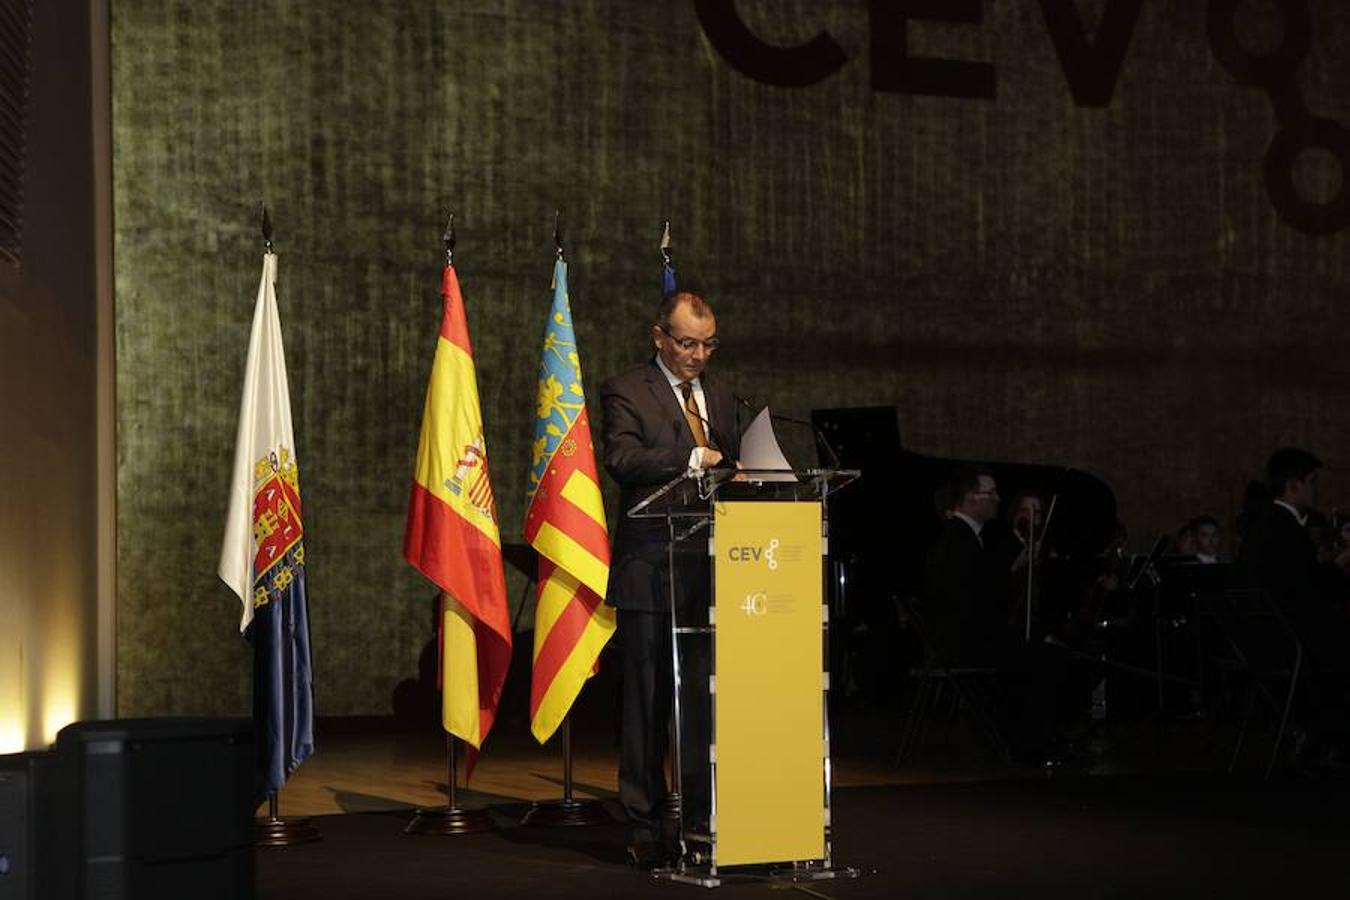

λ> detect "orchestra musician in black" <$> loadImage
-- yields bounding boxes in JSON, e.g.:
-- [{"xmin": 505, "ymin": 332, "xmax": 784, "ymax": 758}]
[{"xmin": 1238, "ymin": 447, "xmax": 1350, "ymax": 754}]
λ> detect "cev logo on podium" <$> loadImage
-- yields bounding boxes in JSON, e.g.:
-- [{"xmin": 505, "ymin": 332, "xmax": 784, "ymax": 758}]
[{"xmin": 728, "ymin": 538, "xmax": 780, "ymax": 570}]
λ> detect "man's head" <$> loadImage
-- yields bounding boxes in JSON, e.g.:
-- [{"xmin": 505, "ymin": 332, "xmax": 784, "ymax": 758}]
[
  {"xmin": 1266, "ymin": 446, "xmax": 1322, "ymax": 513},
  {"xmin": 1188, "ymin": 515, "xmax": 1220, "ymax": 559},
  {"xmin": 1175, "ymin": 524, "xmax": 1198, "ymax": 555},
  {"xmin": 948, "ymin": 466, "xmax": 1000, "ymax": 525},
  {"xmin": 653, "ymin": 291, "xmax": 718, "ymax": 383},
  {"xmin": 1009, "ymin": 490, "xmax": 1045, "ymax": 539}
]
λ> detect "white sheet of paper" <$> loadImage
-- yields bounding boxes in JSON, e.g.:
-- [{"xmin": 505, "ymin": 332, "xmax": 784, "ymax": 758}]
[{"xmin": 738, "ymin": 407, "xmax": 797, "ymax": 482}]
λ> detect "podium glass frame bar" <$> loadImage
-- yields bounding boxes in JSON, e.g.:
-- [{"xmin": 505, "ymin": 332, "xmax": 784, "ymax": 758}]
[{"xmin": 627, "ymin": 467, "xmax": 860, "ymax": 887}]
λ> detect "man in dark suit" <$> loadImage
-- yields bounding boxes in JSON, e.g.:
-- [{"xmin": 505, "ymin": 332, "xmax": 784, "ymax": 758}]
[
  {"xmin": 926, "ymin": 469, "xmax": 1081, "ymax": 762},
  {"xmin": 1239, "ymin": 447, "xmax": 1322, "ymax": 611},
  {"xmin": 600, "ymin": 290, "xmax": 740, "ymax": 867},
  {"xmin": 1238, "ymin": 447, "xmax": 1350, "ymax": 720},
  {"xmin": 925, "ymin": 468, "xmax": 1003, "ymax": 667}
]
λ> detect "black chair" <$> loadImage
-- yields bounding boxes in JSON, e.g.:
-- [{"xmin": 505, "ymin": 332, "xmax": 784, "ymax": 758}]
[
  {"xmin": 896, "ymin": 597, "xmax": 1010, "ymax": 764},
  {"xmin": 1198, "ymin": 588, "xmax": 1303, "ymax": 779}
]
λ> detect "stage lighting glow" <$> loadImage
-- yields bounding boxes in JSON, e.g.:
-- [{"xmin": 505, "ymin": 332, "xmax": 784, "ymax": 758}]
[
  {"xmin": 42, "ymin": 645, "xmax": 80, "ymax": 745},
  {"xmin": 0, "ymin": 635, "xmax": 22, "ymax": 752},
  {"xmin": 42, "ymin": 699, "xmax": 76, "ymax": 746},
  {"xmin": 0, "ymin": 719, "xmax": 23, "ymax": 754}
]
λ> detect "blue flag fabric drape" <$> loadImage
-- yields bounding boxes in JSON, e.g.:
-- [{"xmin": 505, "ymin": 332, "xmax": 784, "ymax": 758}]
[{"xmin": 249, "ymin": 546, "xmax": 315, "ymax": 792}]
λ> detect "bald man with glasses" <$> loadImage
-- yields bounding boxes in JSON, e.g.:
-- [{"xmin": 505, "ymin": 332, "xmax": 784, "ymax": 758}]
[{"xmin": 600, "ymin": 290, "xmax": 741, "ymax": 868}]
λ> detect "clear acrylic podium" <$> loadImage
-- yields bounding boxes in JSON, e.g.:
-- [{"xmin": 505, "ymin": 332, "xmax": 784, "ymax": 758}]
[{"xmin": 628, "ymin": 467, "xmax": 860, "ymax": 887}]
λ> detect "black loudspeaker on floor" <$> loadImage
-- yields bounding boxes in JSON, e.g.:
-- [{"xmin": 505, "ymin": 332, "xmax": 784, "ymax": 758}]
[{"xmin": 0, "ymin": 718, "xmax": 256, "ymax": 900}]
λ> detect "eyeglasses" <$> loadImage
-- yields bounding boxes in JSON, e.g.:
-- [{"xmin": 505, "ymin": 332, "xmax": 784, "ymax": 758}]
[{"xmin": 658, "ymin": 325, "xmax": 721, "ymax": 353}]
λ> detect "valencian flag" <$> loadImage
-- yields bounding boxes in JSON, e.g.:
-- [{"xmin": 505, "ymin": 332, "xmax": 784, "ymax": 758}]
[
  {"xmin": 404, "ymin": 263, "xmax": 512, "ymax": 754},
  {"xmin": 524, "ymin": 259, "xmax": 615, "ymax": 743},
  {"xmin": 219, "ymin": 252, "xmax": 315, "ymax": 793}
]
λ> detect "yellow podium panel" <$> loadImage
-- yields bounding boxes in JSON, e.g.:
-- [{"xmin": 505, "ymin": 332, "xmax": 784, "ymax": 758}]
[{"xmin": 713, "ymin": 500, "xmax": 825, "ymax": 866}]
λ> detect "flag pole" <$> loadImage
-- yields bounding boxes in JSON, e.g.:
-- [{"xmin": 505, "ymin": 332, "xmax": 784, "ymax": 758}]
[
  {"xmin": 248, "ymin": 206, "xmax": 319, "ymax": 848},
  {"xmin": 522, "ymin": 215, "xmax": 610, "ymax": 828},
  {"xmin": 405, "ymin": 734, "xmax": 495, "ymax": 835},
  {"xmin": 404, "ymin": 218, "xmax": 496, "ymax": 837},
  {"xmin": 444, "ymin": 732, "xmax": 463, "ymax": 814}
]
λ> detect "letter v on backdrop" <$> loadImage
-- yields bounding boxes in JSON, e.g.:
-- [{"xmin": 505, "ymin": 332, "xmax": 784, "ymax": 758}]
[{"xmin": 693, "ymin": 0, "xmax": 1347, "ymax": 236}]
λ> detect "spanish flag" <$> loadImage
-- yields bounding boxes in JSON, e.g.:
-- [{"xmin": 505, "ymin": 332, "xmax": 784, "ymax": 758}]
[
  {"xmin": 524, "ymin": 259, "xmax": 615, "ymax": 743},
  {"xmin": 404, "ymin": 264, "xmax": 512, "ymax": 753}
]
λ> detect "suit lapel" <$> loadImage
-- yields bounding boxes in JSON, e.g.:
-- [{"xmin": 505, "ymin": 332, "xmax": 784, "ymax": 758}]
[
  {"xmin": 643, "ymin": 362, "xmax": 694, "ymax": 446},
  {"xmin": 702, "ymin": 373, "xmax": 727, "ymax": 439},
  {"xmin": 644, "ymin": 360, "xmax": 734, "ymax": 451}
]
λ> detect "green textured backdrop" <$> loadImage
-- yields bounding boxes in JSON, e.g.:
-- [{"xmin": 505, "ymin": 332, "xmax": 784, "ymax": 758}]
[{"xmin": 113, "ymin": 1, "xmax": 1349, "ymax": 717}]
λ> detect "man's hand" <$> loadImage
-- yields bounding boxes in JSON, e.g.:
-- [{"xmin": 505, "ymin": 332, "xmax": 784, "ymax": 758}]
[{"xmin": 700, "ymin": 448, "xmax": 724, "ymax": 468}]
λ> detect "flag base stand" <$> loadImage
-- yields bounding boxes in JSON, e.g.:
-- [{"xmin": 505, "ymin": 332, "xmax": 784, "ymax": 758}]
[
  {"xmin": 521, "ymin": 717, "xmax": 610, "ymax": 827},
  {"xmin": 404, "ymin": 805, "xmax": 495, "ymax": 835},
  {"xmin": 255, "ymin": 815, "xmax": 322, "ymax": 847},
  {"xmin": 405, "ymin": 734, "xmax": 496, "ymax": 835},
  {"xmin": 521, "ymin": 797, "xmax": 609, "ymax": 827},
  {"xmin": 255, "ymin": 793, "xmax": 321, "ymax": 847}
]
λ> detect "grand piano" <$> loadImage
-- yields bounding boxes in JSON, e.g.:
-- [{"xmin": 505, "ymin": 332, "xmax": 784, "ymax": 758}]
[{"xmin": 808, "ymin": 405, "xmax": 1120, "ymax": 704}]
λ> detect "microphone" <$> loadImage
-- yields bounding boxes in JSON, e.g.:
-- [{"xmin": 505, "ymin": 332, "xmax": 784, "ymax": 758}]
[{"xmin": 735, "ymin": 395, "xmax": 842, "ymax": 469}]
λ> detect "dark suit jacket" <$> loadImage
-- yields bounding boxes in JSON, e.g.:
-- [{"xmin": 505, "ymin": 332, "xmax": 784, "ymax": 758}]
[
  {"xmin": 1237, "ymin": 502, "xmax": 1349, "ymax": 676},
  {"xmin": 600, "ymin": 360, "xmax": 741, "ymax": 612},
  {"xmin": 924, "ymin": 517, "xmax": 1005, "ymax": 666},
  {"xmin": 1238, "ymin": 503, "xmax": 1317, "ymax": 605}
]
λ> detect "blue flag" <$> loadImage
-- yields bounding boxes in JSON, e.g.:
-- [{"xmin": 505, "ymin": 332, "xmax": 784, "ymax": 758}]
[
  {"xmin": 662, "ymin": 260, "xmax": 677, "ymax": 299},
  {"xmin": 661, "ymin": 221, "xmax": 676, "ymax": 298}
]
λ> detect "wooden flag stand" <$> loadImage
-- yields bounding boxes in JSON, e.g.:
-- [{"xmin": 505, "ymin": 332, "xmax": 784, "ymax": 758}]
[
  {"xmin": 406, "ymin": 735, "xmax": 495, "ymax": 835},
  {"xmin": 255, "ymin": 789, "xmax": 321, "ymax": 847},
  {"xmin": 521, "ymin": 715, "xmax": 609, "ymax": 826}
]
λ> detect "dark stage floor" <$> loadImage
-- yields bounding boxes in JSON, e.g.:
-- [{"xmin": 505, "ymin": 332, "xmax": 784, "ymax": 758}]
[{"xmin": 257, "ymin": 774, "xmax": 1350, "ymax": 899}]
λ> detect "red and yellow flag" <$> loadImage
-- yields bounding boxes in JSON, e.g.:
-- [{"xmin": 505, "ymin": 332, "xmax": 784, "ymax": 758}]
[
  {"xmin": 524, "ymin": 259, "xmax": 615, "ymax": 743},
  {"xmin": 404, "ymin": 264, "xmax": 512, "ymax": 752}
]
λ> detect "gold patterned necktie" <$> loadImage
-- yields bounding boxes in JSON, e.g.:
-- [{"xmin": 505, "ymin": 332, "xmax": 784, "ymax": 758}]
[{"xmin": 679, "ymin": 381, "xmax": 709, "ymax": 448}]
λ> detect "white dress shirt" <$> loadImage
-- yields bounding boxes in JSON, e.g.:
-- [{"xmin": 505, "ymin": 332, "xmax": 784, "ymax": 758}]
[
  {"xmin": 953, "ymin": 511, "xmax": 984, "ymax": 546},
  {"xmin": 1274, "ymin": 499, "xmax": 1308, "ymax": 527}
]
